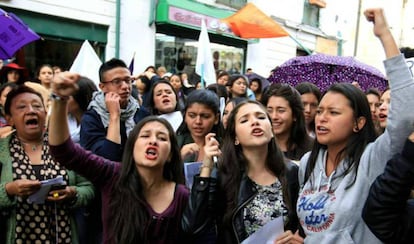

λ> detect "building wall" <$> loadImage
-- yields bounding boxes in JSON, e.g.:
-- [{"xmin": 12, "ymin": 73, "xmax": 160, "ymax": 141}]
[
  {"xmin": 401, "ymin": 0, "xmax": 414, "ymax": 48},
  {"xmin": 245, "ymin": 0, "xmax": 322, "ymax": 78},
  {"xmin": 319, "ymin": 0, "xmax": 358, "ymax": 56},
  {"xmin": 319, "ymin": 0, "xmax": 409, "ymax": 73},
  {"xmin": 0, "ymin": 0, "xmax": 115, "ymax": 25},
  {"xmin": 354, "ymin": 0, "xmax": 404, "ymax": 73},
  {"xmin": 1, "ymin": 0, "xmax": 411, "ymax": 77},
  {"xmin": 120, "ymin": 0, "xmax": 155, "ymax": 74}
]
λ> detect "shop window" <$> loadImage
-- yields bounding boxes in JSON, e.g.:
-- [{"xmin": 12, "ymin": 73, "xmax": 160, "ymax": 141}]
[
  {"xmin": 303, "ymin": 1, "xmax": 320, "ymax": 28},
  {"xmin": 155, "ymin": 33, "xmax": 244, "ymax": 84},
  {"xmin": 215, "ymin": 0, "xmax": 246, "ymax": 9},
  {"xmin": 20, "ymin": 37, "xmax": 105, "ymax": 80}
]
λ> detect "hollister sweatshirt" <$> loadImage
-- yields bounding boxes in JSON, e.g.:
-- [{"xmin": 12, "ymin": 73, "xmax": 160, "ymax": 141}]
[{"xmin": 297, "ymin": 54, "xmax": 414, "ymax": 243}]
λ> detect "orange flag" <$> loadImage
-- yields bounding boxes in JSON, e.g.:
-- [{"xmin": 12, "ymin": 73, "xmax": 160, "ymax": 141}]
[{"xmin": 221, "ymin": 3, "xmax": 289, "ymax": 39}]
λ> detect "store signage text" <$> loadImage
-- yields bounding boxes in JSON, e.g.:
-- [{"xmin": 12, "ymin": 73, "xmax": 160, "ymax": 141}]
[{"xmin": 169, "ymin": 6, "xmax": 232, "ymax": 34}]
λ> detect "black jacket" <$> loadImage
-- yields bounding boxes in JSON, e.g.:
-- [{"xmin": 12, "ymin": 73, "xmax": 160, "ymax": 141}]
[
  {"xmin": 182, "ymin": 161, "xmax": 301, "ymax": 243},
  {"xmin": 362, "ymin": 139, "xmax": 414, "ymax": 244}
]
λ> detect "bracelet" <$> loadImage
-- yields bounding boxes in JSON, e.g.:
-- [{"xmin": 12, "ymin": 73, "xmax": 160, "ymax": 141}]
[
  {"xmin": 50, "ymin": 92, "xmax": 70, "ymax": 101},
  {"xmin": 200, "ymin": 164, "xmax": 213, "ymax": 171}
]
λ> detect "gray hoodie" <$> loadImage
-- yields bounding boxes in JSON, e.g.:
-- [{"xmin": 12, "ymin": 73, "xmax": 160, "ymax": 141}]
[{"xmin": 298, "ymin": 54, "xmax": 414, "ymax": 243}]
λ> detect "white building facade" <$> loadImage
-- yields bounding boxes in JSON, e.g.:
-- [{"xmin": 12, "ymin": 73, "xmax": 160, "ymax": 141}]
[{"xmin": 0, "ymin": 0, "xmax": 411, "ymax": 79}]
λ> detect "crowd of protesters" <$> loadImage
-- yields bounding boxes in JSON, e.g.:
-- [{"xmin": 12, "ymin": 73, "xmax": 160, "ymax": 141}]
[{"xmin": 1, "ymin": 7, "xmax": 414, "ymax": 244}]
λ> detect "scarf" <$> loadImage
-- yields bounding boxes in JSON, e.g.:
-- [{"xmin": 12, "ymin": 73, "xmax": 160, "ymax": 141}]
[{"xmin": 88, "ymin": 91, "xmax": 139, "ymax": 136}]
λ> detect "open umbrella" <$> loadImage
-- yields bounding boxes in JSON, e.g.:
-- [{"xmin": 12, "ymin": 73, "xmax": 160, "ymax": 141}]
[
  {"xmin": 0, "ymin": 8, "xmax": 41, "ymax": 59},
  {"xmin": 268, "ymin": 53, "xmax": 388, "ymax": 92}
]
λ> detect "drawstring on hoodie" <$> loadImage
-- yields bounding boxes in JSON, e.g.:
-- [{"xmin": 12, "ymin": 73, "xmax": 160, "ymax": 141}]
[
  {"xmin": 317, "ymin": 171, "xmax": 323, "ymax": 192},
  {"xmin": 326, "ymin": 171, "xmax": 335, "ymax": 192},
  {"xmin": 316, "ymin": 170, "xmax": 336, "ymax": 192}
]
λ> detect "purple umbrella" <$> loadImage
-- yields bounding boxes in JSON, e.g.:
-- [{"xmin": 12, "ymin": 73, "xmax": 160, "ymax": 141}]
[
  {"xmin": 0, "ymin": 8, "xmax": 41, "ymax": 59},
  {"xmin": 268, "ymin": 53, "xmax": 388, "ymax": 92}
]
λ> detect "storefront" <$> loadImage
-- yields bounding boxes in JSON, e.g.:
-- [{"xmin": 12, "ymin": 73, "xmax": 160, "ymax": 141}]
[
  {"xmin": 155, "ymin": 0, "xmax": 247, "ymax": 82},
  {"xmin": 1, "ymin": 6, "xmax": 107, "ymax": 80}
]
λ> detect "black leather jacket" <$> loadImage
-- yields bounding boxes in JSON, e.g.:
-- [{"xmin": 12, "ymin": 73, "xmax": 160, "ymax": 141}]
[
  {"xmin": 182, "ymin": 161, "xmax": 301, "ymax": 243},
  {"xmin": 362, "ymin": 139, "xmax": 414, "ymax": 244}
]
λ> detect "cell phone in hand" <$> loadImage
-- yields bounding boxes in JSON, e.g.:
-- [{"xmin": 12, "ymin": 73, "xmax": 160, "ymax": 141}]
[{"xmin": 50, "ymin": 184, "xmax": 66, "ymax": 191}]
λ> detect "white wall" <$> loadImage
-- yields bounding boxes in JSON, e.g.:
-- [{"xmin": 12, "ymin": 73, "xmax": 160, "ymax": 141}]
[
  {"xmin": 401, "ymin": 0, "xmax": 414, "ymax": 47},
  {"xmin": 246, "ymin": 37, "xmax": 295, "ymax": 78},
  {"xmin": 319, "ymin": 0, "xmax": 359, "ymax": 56},
  {"xmin": 245, "ymin": 0, "xmax": 306, "ymax": 78},
  {"xmin": 118, "ymin": 0, "xmax": 156, "ymax": 74},
  {"xmin": 254, "ymin": 0, "xmax": 304, "ymax": 22},
  {"xmin": 311, "ymin": 0, "xmax": 406, "ymax": 74},
  {"xmin": 354, "ymin": 0, "xmax": 403, "ymax": 73},
  {"xmin": 0, "ymin": 0, "xmax": 115, "ymax": 24}
]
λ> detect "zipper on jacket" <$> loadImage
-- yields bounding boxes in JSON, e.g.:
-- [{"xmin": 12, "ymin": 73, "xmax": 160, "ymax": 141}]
[{"xmin": 231, "ymin": 191, "xmax": 258, "ymax": 243}]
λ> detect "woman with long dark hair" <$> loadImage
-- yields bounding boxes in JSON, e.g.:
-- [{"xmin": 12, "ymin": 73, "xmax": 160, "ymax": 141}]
[
  {"xmin": 0, "ymin": 63, "xmax": 26, "ymax": 85},
  {"xmin": 148, "ymin": 79, "xmax": 183, "ymax": 131},
  {"xmin": 135, "ymin": 74, "xmax": 153, "ymax": 108},
  {"xmin": 226, "ymin": 74, "xmax": 248, "ymax": 99},
  {"xmin": 177, "ymin": 89, "xmax": 223, "ymax": 163},
  {"xmin": 296, "ymin": 8, "xmax": 414, "ymax": 243},
  {"xmin": 262, "ymin": 84, "xmax": 313, "ymax": 161},
  {"xmin": 295, "ymin": 82, "xmax": 321, "ymax": 138},
  {"xmin": 183, "ymin": 100, "xmax": 303, "ymax": 243},
  {"xmin": 249, "ymin": 78, "xmax": 263, "ymax": 102},
  {"xmin": 169, "ymin": 74, "xmax": 191, "ymax": 111},
  {"xmin": 48, "ymin": 73, "xmax": 190, "ymax": 243}
]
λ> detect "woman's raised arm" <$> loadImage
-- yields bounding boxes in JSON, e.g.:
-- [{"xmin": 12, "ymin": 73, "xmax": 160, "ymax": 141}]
[{"xmin": 49, "ymin": 72, "xmax": 80, "ymax": 145}]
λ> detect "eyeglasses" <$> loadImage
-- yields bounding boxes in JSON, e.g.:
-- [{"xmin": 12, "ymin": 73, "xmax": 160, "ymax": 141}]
[{"xmin": 102, "ymin": 77, "xmax": 134, "ymax": 86}]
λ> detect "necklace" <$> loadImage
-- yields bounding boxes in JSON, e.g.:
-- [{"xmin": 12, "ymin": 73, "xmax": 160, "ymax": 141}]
[{"xmin": 19, "ymin": 139, "xmax": 43, "ymax": 151}]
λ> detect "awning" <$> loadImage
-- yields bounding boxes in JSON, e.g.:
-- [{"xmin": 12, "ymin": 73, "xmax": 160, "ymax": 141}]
[{"xmin": 155, "ymin": 0, "xmax": 248, "ymax": 48}]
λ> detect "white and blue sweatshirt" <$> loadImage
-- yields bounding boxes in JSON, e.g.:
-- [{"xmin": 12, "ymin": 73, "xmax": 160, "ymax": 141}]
[{"xmin": 297, "ymin": 54, "xmax": 414, "ymax": 243}]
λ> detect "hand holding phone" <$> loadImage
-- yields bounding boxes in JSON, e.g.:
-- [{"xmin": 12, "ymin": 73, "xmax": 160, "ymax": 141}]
[{"xmin": 47, "ymin": 184, "xmax": 77, "ymax": 202}]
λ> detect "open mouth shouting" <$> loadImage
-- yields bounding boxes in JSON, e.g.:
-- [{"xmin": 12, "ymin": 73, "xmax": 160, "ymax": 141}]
[
  {"xmin": 251, "ymin": 128, "xmax": 264, "ymax": 136},
  {"xmin": 25, "ymin": 117, "xmax": 40, "ymax": 129},
  {"xmin": 162, "ymin": 98, "xmax": 171, "ymax": 105},
  {"xmin": 316, "ymin": 125, "xmax": 329, "ymax": 135},
  {"xmin": 145, "ymin": 146, "xmax": 158, "ymax": 160},
  {"xmin": 378, "ymin": 112, "xmax": 387, "ymax": 123}
]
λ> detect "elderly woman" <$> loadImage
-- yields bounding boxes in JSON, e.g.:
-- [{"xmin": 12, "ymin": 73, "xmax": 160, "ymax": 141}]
[{"xmin": 0, "ymin": 85, "xmax": 94, "ymax": 244}]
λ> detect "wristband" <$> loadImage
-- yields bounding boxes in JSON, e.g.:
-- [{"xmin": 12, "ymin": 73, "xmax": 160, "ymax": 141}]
[
  {"xmin": 50, "ymin": 92, "xmax": 69, "ymax": 101},
  {"xmin": 200, "ymin": 164, "xmax": 213, "ymax": 171}
]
